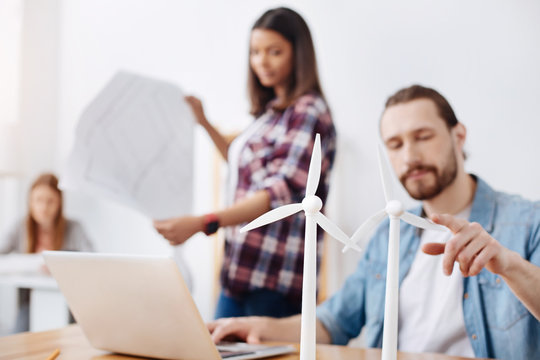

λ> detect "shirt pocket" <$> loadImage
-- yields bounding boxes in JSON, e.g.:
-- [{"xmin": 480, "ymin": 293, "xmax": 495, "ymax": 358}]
[
  {"xmin": 365, "ymin": 259, "xmax": 387, "ymax": 325},
  {"xmin": 478, "ymin": 271, "xmax": 528, "ymax": 330}
]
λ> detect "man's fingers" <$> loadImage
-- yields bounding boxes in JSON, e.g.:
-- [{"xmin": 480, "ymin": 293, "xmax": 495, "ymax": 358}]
[
  {"xmin": 210, "ymin": 326, "xmax": 229, "ymax": 343},
  {"xmin": 442, "ymin": 222, "xmax": 483, "ymax": 275},
  {"xmin": 424, "ymin": 216, "xmax": 499, "ymax": 278},
  {"xmin": 422, "ymin": 242, "xmax": 445, "ymax": 255},
  {"xmin": 207, "ymin": 321, "xmax": 218, "ymax": 333},
  {"xmin": 431, "ymin": 213, "xmax": 468, "ymax": 234},
  {"xmin": 468, "ymin": 245, "xmax": 498, "ymax": 276},
  {"xmin": 210, "ymin": 320, "xmax": 245, "ymax": 344},
  {"xmin": 246, "ymin": 333, "xmax": 261, "ymax": 344},
  {"xmin": 443, "ymin": 232, "xmax": 469, "ymax": 276},
  {"xmin": 455, "ymin": 233, "xmax": 488, "ymax": 276}
]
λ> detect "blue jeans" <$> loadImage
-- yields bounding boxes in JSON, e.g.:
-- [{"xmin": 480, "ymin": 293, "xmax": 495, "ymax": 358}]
[{"xmin": 215, "ymin": 289, "xmax": 301, "ymax": 319}]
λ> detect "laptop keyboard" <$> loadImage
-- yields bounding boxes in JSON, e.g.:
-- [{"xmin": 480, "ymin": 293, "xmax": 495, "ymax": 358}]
[
  {"xmin": 216, "ymin": 342, "xmax": 296, "ymax": 359},
  {"xmin": 216, "ymin": 342, "xmax": 268, "ymax": 358},
  {"xmin": 219, "ymin": 350, "xmax": 256, "ymax": 358}
]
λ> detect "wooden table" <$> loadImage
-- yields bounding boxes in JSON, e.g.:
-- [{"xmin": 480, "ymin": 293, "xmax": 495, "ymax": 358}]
[{"xmin": 0, "ymin": 325, "xmax": 489, "ymax": 360}]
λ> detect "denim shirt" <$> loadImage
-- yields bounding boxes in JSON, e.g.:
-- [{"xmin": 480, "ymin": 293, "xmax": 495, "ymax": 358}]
[{"xmin": 317, "ymin": 176, "xmax": 540, "ymax": 359}]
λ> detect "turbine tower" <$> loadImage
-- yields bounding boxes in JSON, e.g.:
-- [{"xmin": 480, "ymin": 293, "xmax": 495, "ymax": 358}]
[
  {"xmin": 241, "ymin": 133, "xmax": 361, "ymax": 360},
  {"xmin": 349, "ymin": 145, "xmax": 447, "ymax": 360}
]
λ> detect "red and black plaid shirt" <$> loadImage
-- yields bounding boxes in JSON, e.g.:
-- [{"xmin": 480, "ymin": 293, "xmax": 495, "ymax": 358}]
[{"xmin": 221, "ymin": 93, "xmax": 336, "ymax": 304}]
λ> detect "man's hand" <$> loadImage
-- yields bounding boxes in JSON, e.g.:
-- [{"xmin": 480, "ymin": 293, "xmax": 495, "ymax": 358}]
[
  {"xmin": 207, "ymin": 317, "xmax": 270, "ymax": 344},
  {"xmin": 153, "ymin": 215, "xmax": 203, "ymax": 246},
  {"xmin": 422, "ymin": 213, "xmax": 513, "ymax": 277},
  {"xmin": 208, "ymin": 315, "xmax": 332, "ymax": 345}
]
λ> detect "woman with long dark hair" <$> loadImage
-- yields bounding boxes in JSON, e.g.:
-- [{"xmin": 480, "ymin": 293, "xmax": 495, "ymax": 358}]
[
  {"xmin": 154, "ymin": 7, "xmax": 336, "ymax": 319},
  {"xmin": 0, "ymin": 173, "xmax": 93, "ymax": 332}
]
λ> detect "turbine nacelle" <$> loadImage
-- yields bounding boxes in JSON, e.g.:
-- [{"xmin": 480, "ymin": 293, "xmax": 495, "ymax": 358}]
[
  {"xmin": 385, "ymin": 200, "xmax": 404, "ymax": 217},
  {"xmin": 302, "ymin": 195, "xmax": 322, "ymax": 214},
  {"xmin": 240, "ymin": 134, "xmax": 361, "ymax": 254},
  {"xmin": 348, "ymin": 145, "xmax": 447, "ymax": 248}
]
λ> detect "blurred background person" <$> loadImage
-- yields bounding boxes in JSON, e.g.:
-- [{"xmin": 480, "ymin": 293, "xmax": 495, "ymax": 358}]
[
  {"xmin": 0, "ymin": 172, "xmax": 94, "ymax": 333},
  {"xmin": 154, "ymin": 7, "xmax": 337, "ymax": 319}
]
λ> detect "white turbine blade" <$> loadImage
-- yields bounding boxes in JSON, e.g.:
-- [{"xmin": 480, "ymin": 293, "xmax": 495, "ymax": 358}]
[
  {"xmin": 305, "ymin": 134, "xmax": 322, "ymax": 197},
  {"xmin": 313, "ymin": 212, "xmax": 361, "ymax": 252},
  {"xmin": 240, "ymin": 203, "xmax": 303, "ymax": 233},
  {"xmin": 350, "ymin": 209, "xmax": 387, "ymax": 245},
  {"xmin": 377, "ymin": 144, "xmax": 394, "ymax": 202},
  {"xmin": 400, "ymin": 211, "xmax": 447, "ymax": 231}
]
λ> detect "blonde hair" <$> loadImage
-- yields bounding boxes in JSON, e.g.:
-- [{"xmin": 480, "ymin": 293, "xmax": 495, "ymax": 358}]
[{"xmin": 25, "ymin": 173, "xmax": 66, "ymax": 253}]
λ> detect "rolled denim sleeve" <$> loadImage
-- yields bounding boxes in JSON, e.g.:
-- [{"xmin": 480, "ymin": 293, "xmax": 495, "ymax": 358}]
[
  {"xmin": 317, "ymin": 302, "xmax": 354, "ymax": 345},
  {"xmin": 527, "ymin": 201, "xmax": 540, "ymax": 266},
  {"xmin": 316, "ymin": 255, "xmax": 369, "ymax": 345}
]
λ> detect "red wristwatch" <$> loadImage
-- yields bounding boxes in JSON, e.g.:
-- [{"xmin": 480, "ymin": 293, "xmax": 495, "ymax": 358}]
[{"xmin": 203, "ymin": 213, "xmax": 220, "ymax": 235}]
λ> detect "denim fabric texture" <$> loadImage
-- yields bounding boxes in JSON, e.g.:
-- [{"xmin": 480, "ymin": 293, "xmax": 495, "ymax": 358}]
[
  {"xmin": 317, "ymin": 176, "xmax": 540, "ymax": 359},
  {"xmin": 215, "ymin": 289, "xmax": 301, "ymax": 320}
]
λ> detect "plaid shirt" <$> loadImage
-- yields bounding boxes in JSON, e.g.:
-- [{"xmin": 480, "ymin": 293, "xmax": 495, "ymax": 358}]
[{"xmin": 221, "ymin": 93, "xmax": 337, "ymax": 304}]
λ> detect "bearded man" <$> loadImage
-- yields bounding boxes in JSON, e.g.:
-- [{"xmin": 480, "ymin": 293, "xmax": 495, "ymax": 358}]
[{"xmin": 208, "ymin": 85, "xmax": 540, "ymax": 359}]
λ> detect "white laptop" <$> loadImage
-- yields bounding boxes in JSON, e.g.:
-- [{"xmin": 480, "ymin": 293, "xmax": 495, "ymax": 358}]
[{"xmin": 43, "ymin": 251, "xmax": 296, "ymax": 360}]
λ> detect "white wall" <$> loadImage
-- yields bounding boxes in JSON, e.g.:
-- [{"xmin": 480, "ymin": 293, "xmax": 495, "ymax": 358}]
[
  {"xmin": 314, "ymin": 0, "xmax": 540, "ymax": 289},
  {"xmin": 3, "ymin": 0, "xmax": 540, "ymax": 325}
]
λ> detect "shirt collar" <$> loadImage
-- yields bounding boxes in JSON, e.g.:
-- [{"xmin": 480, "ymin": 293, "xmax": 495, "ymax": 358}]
[
  {"xmin": 413, "ymin": 174, "xmax": 496, "ymax": 233},
  {"xmin": 468, "ymin": 175, "xmax": 496, "ymax": 233}
]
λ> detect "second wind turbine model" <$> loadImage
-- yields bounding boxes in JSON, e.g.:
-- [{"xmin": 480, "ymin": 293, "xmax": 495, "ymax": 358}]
[
  {"xmin": 348, "ymin": 145, "xmax": 447, "ymax": 360},
  {"xmin": 240, "ymin": 133, "xmax": 361, "ymax": 360}
]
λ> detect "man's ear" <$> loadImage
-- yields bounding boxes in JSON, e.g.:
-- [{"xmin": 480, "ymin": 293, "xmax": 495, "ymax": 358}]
[{"xmin": 452, "ymin": 122, "xmax": 467, "ymax": 151}]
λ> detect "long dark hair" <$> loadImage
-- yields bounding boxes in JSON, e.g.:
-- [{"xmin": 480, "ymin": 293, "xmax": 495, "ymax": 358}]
[
  {"xmin": 248, "ymin": 7, "xmax": 324, "ymax": 116},
  {"xmin": 25, "ymin": 173, "xmax": 66, "ymax": 253}
]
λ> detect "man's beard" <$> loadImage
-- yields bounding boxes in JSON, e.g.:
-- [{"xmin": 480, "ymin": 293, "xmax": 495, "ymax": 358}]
[{"xmin": 399, "ymin": 148, "xmax": 458, "ymax": 200}]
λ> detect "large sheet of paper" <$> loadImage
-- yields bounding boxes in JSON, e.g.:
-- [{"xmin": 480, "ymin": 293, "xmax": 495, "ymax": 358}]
[{"xmin": 62, "ymin": 71, "xmax": 195, "ymax": 220}]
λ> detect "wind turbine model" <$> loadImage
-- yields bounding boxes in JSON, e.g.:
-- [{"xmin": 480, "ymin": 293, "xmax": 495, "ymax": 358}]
[
  {"xmin": 348, "ymin": 145, "xmax": 447, "ymax": 360},
  {"xmin": 240, "ymin": 134, "xmax": 361, "ymax": 360}
]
